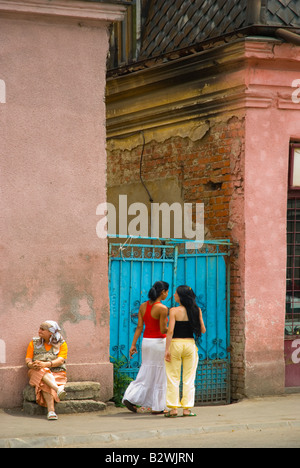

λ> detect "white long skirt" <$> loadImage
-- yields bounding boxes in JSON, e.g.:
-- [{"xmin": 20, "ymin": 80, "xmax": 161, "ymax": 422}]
[{"xmin": 122, "ymin": 337, "xmax": 167, "ymax": 412}]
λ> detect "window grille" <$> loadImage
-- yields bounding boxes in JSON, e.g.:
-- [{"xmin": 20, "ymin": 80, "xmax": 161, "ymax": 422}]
[{"xmin": 286, "ymin": 197, "xmax": 300, "ymax": 336}]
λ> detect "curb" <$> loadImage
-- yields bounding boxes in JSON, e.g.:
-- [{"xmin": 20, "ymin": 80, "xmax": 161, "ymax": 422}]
[{"xmin": 1, "ymin": 420, "xmax": 300, "ymax": 448}]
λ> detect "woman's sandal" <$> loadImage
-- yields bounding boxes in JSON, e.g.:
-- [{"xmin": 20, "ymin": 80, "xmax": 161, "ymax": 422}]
[
  {"xmin": 164, "ymin": 410, "xmax": 178, "ymax": 418},
  {"xmin": 123, "ymin": 399, "xmax": 137, "ymax": 413},
  {"xmin": 137, "ymin": 406, "xmax": 152, "ymax": 414},
  {"xmin": 182, "ymin": 410, "xmax": 197, "ymax": 417},
  {"xmin": 57, "ymin": 386, "xmax": 66, "ymax": 401},
  {"xmin": 47, "ymin": 411, "xmax": 58, "ymax": 420}
]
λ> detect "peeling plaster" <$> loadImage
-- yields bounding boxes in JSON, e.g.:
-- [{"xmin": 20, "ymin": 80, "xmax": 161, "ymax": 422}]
[{"xmin": 107, "ymin": 121, "xmax": 210, "ymax": 152}]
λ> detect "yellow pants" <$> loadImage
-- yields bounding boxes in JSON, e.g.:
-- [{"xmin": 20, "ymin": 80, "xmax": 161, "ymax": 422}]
[{"xmin": 165, "ymin": 339, "xmax": 199, "ymax": 409}]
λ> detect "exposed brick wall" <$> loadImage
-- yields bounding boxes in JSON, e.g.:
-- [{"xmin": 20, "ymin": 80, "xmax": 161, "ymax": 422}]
[{"xmin": 107, "ymin": 114, "xmax": 246, "ymax": 399}]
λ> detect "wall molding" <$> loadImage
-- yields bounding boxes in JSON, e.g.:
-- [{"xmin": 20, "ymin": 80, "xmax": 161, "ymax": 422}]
[{"xmin": 0, "ymin": 0, "xmax": 126, "ymax": 25}]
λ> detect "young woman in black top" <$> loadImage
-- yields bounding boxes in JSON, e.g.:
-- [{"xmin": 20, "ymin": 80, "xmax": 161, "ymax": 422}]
[{"xmin": 164, "ymin": 285, "xmax": 206, "ymax": 417}]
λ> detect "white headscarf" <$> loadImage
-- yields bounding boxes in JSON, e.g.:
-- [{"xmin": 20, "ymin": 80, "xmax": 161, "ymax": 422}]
[{"xmin": 37, "ymin": 320, "xmax": 65, "ymax": 355}]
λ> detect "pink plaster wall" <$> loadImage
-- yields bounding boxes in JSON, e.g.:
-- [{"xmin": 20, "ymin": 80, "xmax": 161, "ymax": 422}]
[
  {"xmin": 0, "ymin": 3, "xmax": 124, "ymax": 407},
  {"xmin": 243, "ymin": 41, "xmax": 300, "ymax": 395}
]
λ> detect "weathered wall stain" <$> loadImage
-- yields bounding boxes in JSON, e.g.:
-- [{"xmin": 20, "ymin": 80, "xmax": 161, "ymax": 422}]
[
  {"xmin": 11, "ymin": 278, "xmax": 42, "ymax": 309},
  {"xmin": 56, "ymin": 281, "xmax": 97, "ymax": 338}
]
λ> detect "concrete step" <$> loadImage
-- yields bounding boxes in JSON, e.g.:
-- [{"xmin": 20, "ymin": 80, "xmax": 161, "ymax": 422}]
[
  {"xmin": 23, "ymin": 381, "xmax": 107, "ymax": 415},
  {"xmin": 23, "ymin": 399, "xmax": 106, "ymax": 415},
  {"xmin": 23, "ymin": 381, "xmax": 101, "ymax": 402}
]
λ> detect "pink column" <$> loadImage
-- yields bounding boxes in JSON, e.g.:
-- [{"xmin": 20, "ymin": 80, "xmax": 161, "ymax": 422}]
[
  {"xmin": 243, "ymin": 41, "xmax": 300, "ymax": 395},
  {"xmin": 0, "ymin": 0, "xmax": 125, "ymax": 407}
]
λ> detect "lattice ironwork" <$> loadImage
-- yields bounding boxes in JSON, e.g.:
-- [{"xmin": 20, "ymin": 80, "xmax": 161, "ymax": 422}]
[
  {"xmin": 118, "ymin": 360, "xmax": 230, "ymax": 405},
  {"xmin": 109, "ymin": 240, "xmax": 230, "ymax": 260},
  {"xmin": 109, "ymin": 238, "xmax": 231, "ymax": 405},
  {"xmin": 195, "ymin": 361, "xmax": 229, "ymax": 404}
]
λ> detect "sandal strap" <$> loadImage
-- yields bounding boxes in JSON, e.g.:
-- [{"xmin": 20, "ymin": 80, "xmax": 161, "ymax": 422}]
[{"xmin": 137, "ymin": 406, "xmax": 152, "ymax": 413}]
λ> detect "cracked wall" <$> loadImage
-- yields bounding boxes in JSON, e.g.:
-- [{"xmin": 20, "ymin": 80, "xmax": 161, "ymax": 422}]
[{"xmin": 107, "ymin": 113, "xmax": 246, "ymax": 398}]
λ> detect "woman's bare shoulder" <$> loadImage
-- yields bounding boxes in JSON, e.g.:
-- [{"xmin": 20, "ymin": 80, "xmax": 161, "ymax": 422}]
[{"xmin": 171, "ymin": 305, "xmax": 187, "ymax": 320}]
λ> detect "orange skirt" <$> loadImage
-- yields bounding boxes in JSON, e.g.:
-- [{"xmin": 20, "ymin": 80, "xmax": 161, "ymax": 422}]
[{"xmin": 28, "ymin": 369, "xmax": 67, "ymax": 408}]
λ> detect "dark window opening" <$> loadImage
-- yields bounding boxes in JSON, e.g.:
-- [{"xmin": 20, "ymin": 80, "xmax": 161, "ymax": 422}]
[{"xmin": 286, "ymin": 144, "xmax": 300, "ymax": 336}]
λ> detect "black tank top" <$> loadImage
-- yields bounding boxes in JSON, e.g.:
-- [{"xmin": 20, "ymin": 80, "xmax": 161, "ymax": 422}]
[{"xmin": 173, "ymin": 321, "xmax": 194, "ymax": 339}]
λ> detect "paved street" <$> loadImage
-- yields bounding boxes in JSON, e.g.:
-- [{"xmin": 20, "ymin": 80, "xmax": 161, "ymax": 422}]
[
  {"xmin": 0, "ymin": 393, "xmax": 299, "ymax": 449},
  {"xmin": 64, "ymin": 426, "xmax": 300, "ymax": 448}
]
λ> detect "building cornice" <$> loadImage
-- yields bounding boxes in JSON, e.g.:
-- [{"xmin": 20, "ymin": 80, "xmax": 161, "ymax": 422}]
[
  {"xmin": 0, "ymin": 0, "xmax": 126, "ymax": 25},
  {"xmin": 106, "ymin": 38, "xmax": 300, "ymax": 139}
]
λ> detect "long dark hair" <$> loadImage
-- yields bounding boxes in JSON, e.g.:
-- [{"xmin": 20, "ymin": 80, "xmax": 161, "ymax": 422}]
[
  {"xmin": 176, "ymin": 285, "xmax": 201, "ymax": 338},
  {"xmin": 148, "ymin": 281, "xmax": 169, "ymax": 301}
]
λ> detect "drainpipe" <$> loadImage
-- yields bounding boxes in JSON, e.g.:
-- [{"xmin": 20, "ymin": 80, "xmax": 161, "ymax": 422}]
[
  {"xmin": 245, "ymin": 0, "xmax": 300, "ymax": 46},
  {"xmin": 245, "ymin": 0, "xmax": 262, "ymax": 25},
  {"xmin": 276, "ymin": 28, "xmax": 300, "ymax": 46}
]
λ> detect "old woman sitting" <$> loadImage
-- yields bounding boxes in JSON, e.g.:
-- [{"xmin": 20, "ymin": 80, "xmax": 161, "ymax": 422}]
[{"xmin": 25, "ymin": 320, "xmax": 68, "ymax": 420}]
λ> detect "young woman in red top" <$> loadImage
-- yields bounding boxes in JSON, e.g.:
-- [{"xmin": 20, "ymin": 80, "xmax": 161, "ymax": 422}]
[{"xmin": 123, "ymin": 281, "xmax": 169, "ymax": 414}]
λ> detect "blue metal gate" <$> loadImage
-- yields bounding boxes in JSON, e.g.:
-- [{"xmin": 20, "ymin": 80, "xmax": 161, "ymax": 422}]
[{"xmin": 109, "ymin": 237, "xmax": 231, "ymax": 404}]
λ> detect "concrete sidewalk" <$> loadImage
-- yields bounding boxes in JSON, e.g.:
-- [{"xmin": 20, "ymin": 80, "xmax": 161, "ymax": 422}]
[{"xmin": 0, "ymin": 393, "xmax": 299, "ymax": 448}]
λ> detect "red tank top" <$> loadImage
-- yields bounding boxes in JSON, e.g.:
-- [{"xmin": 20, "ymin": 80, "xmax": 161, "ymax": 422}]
[{"xmin": 143, "ymin": 301, "xmax": 166, "ymax": 339}]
